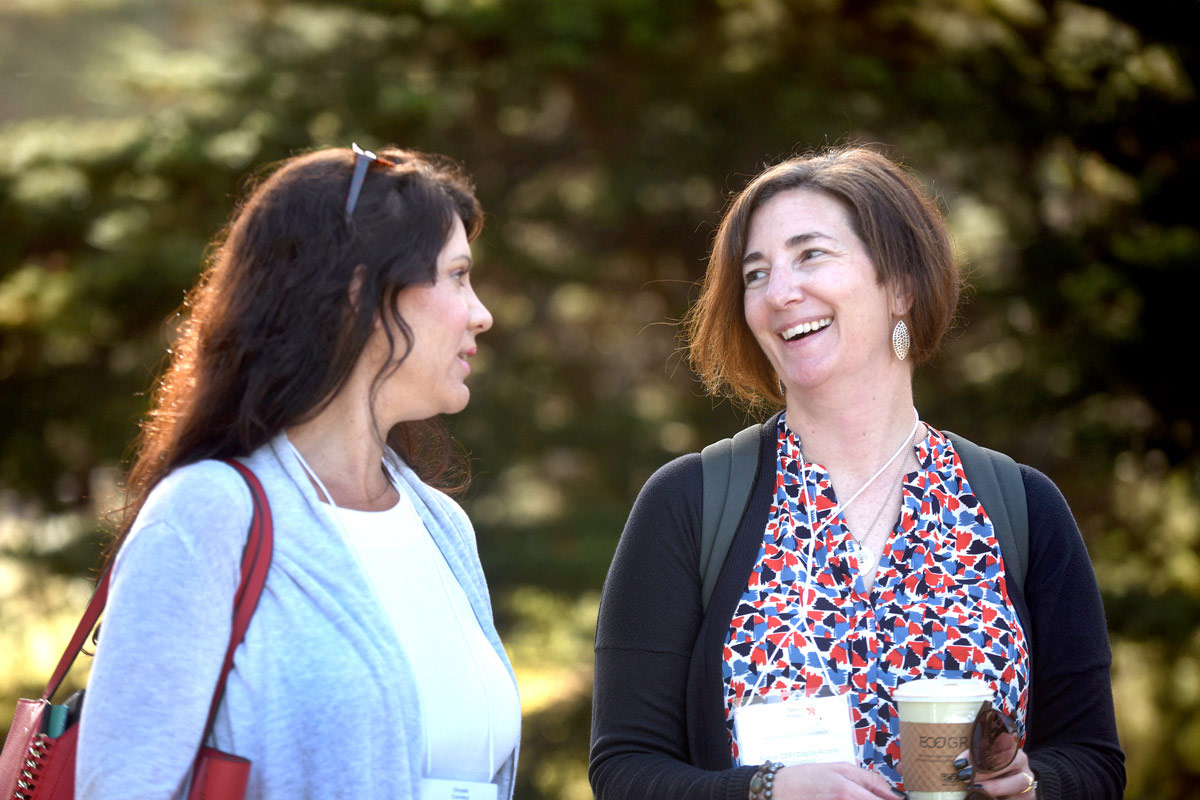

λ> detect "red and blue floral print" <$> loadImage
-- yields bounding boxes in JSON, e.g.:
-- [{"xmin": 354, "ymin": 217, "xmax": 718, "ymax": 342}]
[{"xmin": 722, "ymin": 415, "xmax": 1030, "ymax": 787}]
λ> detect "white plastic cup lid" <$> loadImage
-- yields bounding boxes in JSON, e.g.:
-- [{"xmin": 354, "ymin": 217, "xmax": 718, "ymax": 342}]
[{"xmin": 893, "ymin": 677, "xmax": 995, "ymax": 703}]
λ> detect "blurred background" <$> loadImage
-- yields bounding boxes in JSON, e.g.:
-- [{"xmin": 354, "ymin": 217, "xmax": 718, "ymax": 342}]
[{"xmin": 0, "ymin": 0, "xmax": 1196, "ymax": 797}]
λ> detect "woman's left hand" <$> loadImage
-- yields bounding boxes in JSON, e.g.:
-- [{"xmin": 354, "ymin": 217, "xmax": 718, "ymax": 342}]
[{"xmin": 953, "ymin": 746, "xmax": 1038, "ymax": 799}]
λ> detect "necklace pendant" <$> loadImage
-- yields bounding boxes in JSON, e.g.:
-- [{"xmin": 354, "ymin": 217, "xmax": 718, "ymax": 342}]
[{"xmin": 856, "ymin": 544, "xmax": 875, "ymax": 570}]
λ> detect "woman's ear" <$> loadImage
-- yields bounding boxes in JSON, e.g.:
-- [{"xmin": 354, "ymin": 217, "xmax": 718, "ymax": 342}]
[
  {"xmin": 348, "ymin": 264, "xmax": 382, "ymax": 328},
  {"xmin": 890, "ymin": 276, "xmax": 914, "ymax": 318},
  {"xmin": 348, "ymin": 264, "xmax": 366, "ymax": 306}
]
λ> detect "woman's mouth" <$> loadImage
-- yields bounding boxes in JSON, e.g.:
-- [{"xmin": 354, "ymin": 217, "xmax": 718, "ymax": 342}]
[
  {"xmin": 780, "ymin": 317, "xmax": 832, "ymax": 342},
  {"xmin": 456, "ymin": 347, "xmax": 472, "ymax": 370}
]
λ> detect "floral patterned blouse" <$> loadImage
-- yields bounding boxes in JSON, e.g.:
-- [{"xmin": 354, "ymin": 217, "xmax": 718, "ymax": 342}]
[{"xmin": 722, "ymin": 414, "xmax": 1030, "ymax": 786}]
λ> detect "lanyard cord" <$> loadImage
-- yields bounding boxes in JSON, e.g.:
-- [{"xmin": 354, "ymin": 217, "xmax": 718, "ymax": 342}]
[
  {"xmin": 802, "ymin": 408, "xmax": 920, "ymax": 544},
  {"xmin": 286, "ymin": 441, "xmax": 496, "ymax": 780},
  {"xmin": 739, "ymin": 410, "xmax": 921, "ymax": 756}
]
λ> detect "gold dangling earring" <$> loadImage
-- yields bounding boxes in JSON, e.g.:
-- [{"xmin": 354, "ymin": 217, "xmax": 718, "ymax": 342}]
[{"xmin": 892, "ymin": 319, "xmax": 910, "ymax": 361}]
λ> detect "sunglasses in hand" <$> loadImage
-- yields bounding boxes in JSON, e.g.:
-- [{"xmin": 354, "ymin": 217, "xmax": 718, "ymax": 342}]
[{"xmin": 955, "ymin": 704, "xmax": 1027, "ymax": 799}]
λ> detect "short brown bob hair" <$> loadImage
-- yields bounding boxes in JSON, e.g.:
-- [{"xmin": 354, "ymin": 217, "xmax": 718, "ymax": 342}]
[{"xmin": 685, "ymin": 146, "xmax": 959, "ymax": 409}]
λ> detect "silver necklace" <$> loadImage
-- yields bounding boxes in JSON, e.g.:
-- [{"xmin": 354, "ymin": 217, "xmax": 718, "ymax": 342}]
[
  {"xmin": 799, "ymin": 408, "xmax": 920, "ymax": 545},
  {"xmin": 849, "ymin": 442, "xmax": 912, "ymax": 571}
]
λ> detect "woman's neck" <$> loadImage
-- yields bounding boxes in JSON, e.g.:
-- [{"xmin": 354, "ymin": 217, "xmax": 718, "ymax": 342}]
[
  {"xmin": 285, "ymin": 386, "xmax": 397, "ymax": 512},
  {"xmin": 784, "ymin": 372, "xmax": 917, "ymax": 483}
]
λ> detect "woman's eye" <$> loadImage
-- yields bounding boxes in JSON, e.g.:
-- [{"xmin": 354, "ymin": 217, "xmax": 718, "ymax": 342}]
[
  {"xmin": 800, "ymin": 248, "xmax": 827, "ymax": 261},
  {"xmin": 743, "ymin": 268, "xmax": 767, "ymax": 286}
]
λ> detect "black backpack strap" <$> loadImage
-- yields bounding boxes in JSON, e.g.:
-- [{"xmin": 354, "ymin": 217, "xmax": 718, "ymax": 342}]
[
  {"xmin": 946, "ymin": 432, "xmax": 1029, "ymax": 591},
  {"xmin": 699, "ymin": 424, "xmax": 762, "ymax": 612}
]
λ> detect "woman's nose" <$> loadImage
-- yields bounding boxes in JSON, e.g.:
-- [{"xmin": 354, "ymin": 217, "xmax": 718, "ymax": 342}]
[
  {"xmin": 471, "ymin": 289, "xmax": 494, "ymax": 333},
  {"xmin": 765, "ymin": 264, "xmax": 804, "ymax": 307}
]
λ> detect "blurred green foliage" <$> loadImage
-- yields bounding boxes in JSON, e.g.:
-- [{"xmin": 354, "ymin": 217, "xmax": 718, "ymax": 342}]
[{"xmin": 1, "ymin": 1, "xmax": 1197, "ymax": 798}]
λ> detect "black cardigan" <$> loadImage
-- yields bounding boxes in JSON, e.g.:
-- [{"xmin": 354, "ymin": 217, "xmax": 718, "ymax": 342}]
[{"xmin": 590, "ymin": 420, "xmax": 1125, "ymax": 800}]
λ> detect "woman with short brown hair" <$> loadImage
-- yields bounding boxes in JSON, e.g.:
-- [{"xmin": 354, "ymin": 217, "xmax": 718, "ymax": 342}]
[{"xmin": 591, "ymin": 146, "xmax": 1123, "ymax": 800}]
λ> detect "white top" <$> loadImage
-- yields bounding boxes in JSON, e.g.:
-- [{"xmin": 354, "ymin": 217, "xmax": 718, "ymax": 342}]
[{"xmin": 334, "ymin": 492, "xmax": 521, "ymax": 782}]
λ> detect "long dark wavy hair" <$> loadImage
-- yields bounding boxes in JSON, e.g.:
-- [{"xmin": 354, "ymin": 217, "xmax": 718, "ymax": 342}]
[{"xmin": 110, "ymin": 145, "xmax": 482, "ymax": 560}]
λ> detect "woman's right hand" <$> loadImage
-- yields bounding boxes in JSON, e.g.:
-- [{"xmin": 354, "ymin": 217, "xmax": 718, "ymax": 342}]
[{"xmin": 773, "ymin": 763, "xmax": 902, "ymax": 800}]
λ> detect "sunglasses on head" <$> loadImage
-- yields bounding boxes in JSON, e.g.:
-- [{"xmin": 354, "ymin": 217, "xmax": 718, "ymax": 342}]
[
  {"xmin": 345, "ymin": 142, "xmax": 399, "ymax": 220},
  {"xmin": 963, "ymin": 703, "xmax": 1019, "ymax": 800}
]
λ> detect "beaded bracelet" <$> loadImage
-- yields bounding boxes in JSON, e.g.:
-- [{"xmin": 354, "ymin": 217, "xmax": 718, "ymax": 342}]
[{"xmin": 748, "ymin": 760, "xmax": 783, "ymax": 800}]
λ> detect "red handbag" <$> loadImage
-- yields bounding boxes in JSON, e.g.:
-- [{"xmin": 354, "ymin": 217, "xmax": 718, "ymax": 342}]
[{"xmin": 0, "ymin": 460, "xmax": 273, "ymax": 800}]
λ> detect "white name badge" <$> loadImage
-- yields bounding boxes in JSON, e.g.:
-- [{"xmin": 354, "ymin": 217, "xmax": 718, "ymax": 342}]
[
  {"xmin": 733, "ymin": 693, "xmax": 857, "ymax": 767},
  {"xmin": 419, "ymin": 778, "xmax": 498, "ymax": 800}
]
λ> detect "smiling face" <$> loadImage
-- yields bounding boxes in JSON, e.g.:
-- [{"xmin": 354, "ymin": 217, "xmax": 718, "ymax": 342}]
[
  {"xmin": 372, "ymin": 215, "xmax": 493, "ymax": 423},
  {"xmin": 741, "ymin": 188, "xmax": 910, "ymax": 396}
]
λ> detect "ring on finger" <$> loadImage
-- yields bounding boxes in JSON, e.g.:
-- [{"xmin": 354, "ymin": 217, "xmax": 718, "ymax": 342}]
[{"xmin": 1017, "ymin": 774, "xmax": 1038, "ymax": 795}]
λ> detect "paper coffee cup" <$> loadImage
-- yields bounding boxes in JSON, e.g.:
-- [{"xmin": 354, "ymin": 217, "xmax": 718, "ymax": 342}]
[{"xmin": 894, "ymin": 678, "xmax": 995, "ymax": 800}]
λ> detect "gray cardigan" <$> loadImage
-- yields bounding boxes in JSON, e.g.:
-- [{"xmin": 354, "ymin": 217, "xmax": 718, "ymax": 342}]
[{"xmin": 76, "ymin": 433, "xmax": 519, "ymax": 799}]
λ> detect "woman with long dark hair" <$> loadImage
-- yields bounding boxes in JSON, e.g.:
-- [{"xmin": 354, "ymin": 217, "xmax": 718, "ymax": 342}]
[{"xmin": 76, "ymin": 145, "xmax": 520, "ymax": 798}]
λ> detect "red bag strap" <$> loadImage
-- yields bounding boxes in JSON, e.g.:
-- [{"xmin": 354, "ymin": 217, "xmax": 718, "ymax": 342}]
[
  {"xmin": 41, "ymin": 460, "xmax": 275, "ymax": 730},
  {"xmin": 41, "ymin": 566, "xmax": 111, "ymax": 701},
  {"xmin": 198, "ymin": 460, "xmax": 274, "ymax": 741}
]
